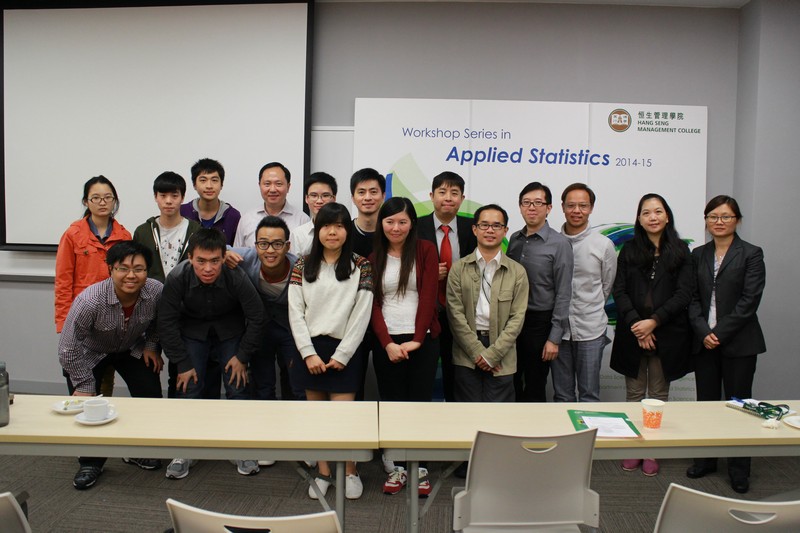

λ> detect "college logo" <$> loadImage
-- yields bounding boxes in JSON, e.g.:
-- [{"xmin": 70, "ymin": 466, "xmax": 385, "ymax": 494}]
[{"xmin": 608, "ymin": 109, "xmax": 631, "ymax": 132}]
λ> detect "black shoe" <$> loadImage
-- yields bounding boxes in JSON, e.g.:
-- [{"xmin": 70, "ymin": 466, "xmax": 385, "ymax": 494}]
[
  {"xmin": 731, "ymin": 476, "xmax": 749, "ymax": 494},
  {"xmin": 686, "ymin": 464, "xmax": 717, "ymax": 479},
  {"xmin": 73, "ymin": 465, "xmax": 103, "ymax": 490},
  {"xmin": 123, "ymin": 457, "xmax": 163, "ymax": 470},
  {"xmin": 454, "ymin": 461, "xmax": 468, "ymax": 479}
]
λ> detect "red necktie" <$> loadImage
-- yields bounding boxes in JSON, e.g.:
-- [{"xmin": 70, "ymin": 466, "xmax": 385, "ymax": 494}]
[{"xmin": 438, "ymin": 225, "xmax": 452, "ymax": 307}]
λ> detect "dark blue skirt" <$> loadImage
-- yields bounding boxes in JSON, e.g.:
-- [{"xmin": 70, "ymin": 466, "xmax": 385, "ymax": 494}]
[{"xmin": 292, "ymin": 335, "xmax": 365, "ymax": 393}]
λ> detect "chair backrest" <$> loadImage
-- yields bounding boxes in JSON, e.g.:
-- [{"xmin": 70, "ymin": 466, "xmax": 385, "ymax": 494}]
[
  {"xmin": 0, "ymin": 492, "xmax": 32, "ymax": 533},
  {"xmin": 654, "ymin": 483, "xmax": 800, "ymax": 533},
  {"xmin": 452, "ymin": 428, "xmax": 599, "ymax": 531},
  {"xmin": 166, "ymin": 499, "xmax": 342, "ymax": 533}
]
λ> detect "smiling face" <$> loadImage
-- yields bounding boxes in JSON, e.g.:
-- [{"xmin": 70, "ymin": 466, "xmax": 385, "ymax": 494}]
[
  {"xmin": 430, "ymin": 183, "xmax": 464, "ymax": 221},
  {"xmin": 255, "ymin": 226, "xmax": 289, "ymax": 270},
  {"xmin": 473, "ymin": 208, "xmax": 508, "ymax": 251},
  {"xmin": 705, "ymin": 203, "xmax": 739, "ymax": 240},
  {"xmin": 305, "ymin": 182, "xmax": 336, "ymax": 218},
  {"xmin": 155, "ymin": 190, "xmax": 183, "ymax": 217},
  {"xmin": 519, "ymin": 189, "xmax": 551, "ymax": 231},
  {"xmin": 84, "ymin": 183, "xmax": 116, "ymax": 219},
  {"xmin": 638, "ymin": 197, "xmax": 669, "ymax": 239},
  {"xmin": 562, "ymin": 189, "xmax": 593, "ymax": 234},
  {"xmin": 109, "ymin": 254, "xmax": 148, "ymax": 299},
  {"xmin": 194, "ymin": 171, "xmax": 222, "ymax": 202},
  {"xmin": 352, "ymin": 179, "xmax": 385, "ymax": 216},
  {"xmin": 382, "ymin": 210, "xmax": 412, "ymax": 247},
  {"xmin": 259, "ymin": 166, "xmax": 290, "ymax": 212},
  {"xmin": 189, "ymin": 246, "xmax": 224, "ymax": 285}
]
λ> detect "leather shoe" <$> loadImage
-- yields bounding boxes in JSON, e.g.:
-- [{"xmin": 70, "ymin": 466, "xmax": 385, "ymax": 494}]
[
  {"xmin": 73, "ymin": 465, "xmax": 103, "ymax": 490},
  {"xmin": 731, "ymin": 476, "xmax": 749, "ymax": 494},
  {"xmin": 686, "ymin": 464, "xmax": 717, "ymax": 479}
]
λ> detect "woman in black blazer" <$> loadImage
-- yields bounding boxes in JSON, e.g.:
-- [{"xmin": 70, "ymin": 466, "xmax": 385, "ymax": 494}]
[
  {"xmin": 611, "ymin": 193, "xmax": 693, "ymax": 477},
  {"xmin": 686, "ymin": 195, "xmax": 766, "ymax": 494}
]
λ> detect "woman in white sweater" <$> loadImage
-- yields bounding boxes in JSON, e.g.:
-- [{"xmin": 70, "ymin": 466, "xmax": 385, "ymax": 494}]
[{"xmin": 288, "ymin": 202, "xmax": 373, "ymax": 500}]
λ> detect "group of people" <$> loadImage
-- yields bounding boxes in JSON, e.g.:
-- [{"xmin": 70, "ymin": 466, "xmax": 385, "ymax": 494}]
[{"xmin": 55, "ymin": 158, "xmax": 766, "ymax": 498}]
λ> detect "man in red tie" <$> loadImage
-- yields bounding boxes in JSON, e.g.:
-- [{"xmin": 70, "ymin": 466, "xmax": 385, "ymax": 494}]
[{"xmin": 417, "ymin": 172, "xmax": 477, "ymax": 403}]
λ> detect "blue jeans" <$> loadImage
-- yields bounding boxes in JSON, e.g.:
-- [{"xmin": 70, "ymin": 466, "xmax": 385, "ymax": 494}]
[
  {"xmin": 552, "ymin": 334, "xmax": 609, "ymax": 402},
  {"xmin": 179, "ymin": 335, "xmax": 249, "ymax": 400},
  {"xmin": 250, "ymin": 321, "xmax": 306, "ymax": 400}
]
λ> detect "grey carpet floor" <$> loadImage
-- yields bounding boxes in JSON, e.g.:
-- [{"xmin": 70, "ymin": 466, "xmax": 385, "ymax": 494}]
[{"xmin": 1, "ymin": 454, "xmax": 799, "ymax": 532}]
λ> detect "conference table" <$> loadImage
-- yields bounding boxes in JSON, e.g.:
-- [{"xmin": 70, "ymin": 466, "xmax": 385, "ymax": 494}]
[
  {"xmin": 379, "ymin": 400, "xmax": 800, "ymax": 533},
  {"xmin": 0, "ymin": 394, "xmax": 378, "ymax": 530}
]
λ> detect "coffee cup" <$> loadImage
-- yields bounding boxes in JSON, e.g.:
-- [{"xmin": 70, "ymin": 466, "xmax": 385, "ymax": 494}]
[
  {"xmin": 641, "ymin": 398, "xmax": 665, "ymax": 429},
  {"xmin": 83, "ymin": 398, "xmax": 113, "ymax": 422}
]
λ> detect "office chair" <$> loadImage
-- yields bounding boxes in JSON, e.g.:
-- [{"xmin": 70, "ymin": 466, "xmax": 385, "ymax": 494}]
[
  {"xmin": 166, "ymin": 498, "xmax": 341, "ymax": 533},
  {"xmin": 452, "ymin": 428, "xmax": 599, "ymax": 532},
  {"xmin": 0, "ymin": 491, "xmax": 32, "ymax": 533},
  {"xmin": 654, "ymin": 483, "xmax": 800, "ymax": 532}
]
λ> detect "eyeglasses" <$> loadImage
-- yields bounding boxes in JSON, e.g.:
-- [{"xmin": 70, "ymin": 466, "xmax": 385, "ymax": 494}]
[
  {"xmin": 564, "ymin": 203, "xmax": 591, "ymax": 212},
  {"xmin": 474, "ymin": 222, "xmax": 506, "ymax": 231},
  {"xmin": 88, "ymin": 195, "xmax": 116, "ymax": 204},
  {"xmin": 307, "ymin": 192, "xmax": 334, "ymax": 201},
  {"xmin": 705, "ymin": 215, "xmax": 737, "ymax": 223},
  {"xmin": 113, "ymin": 266, "xmax": 147, "ymax": 275},
  {"xmin": 256, "ymin": 240, "xmax": 287, "ymax": 251},
  {"xmin": 520, "ymin": 199, "xmax": 548, "ymax": 208}
]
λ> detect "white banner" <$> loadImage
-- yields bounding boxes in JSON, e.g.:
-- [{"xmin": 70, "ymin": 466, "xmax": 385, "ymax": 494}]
[{"xmin": 354, "ymin": 98, "xmax": 707, "ymax": 401}]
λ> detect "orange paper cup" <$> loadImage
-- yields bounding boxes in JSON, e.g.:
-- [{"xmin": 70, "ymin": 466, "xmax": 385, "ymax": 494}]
[{"xmin": 641, "ymin": 399, "xmax": 665, "ymax": 429}]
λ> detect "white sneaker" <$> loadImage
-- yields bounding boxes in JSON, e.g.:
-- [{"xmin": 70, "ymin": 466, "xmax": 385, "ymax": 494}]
[
  {"xmin": 345, "ymin": 473, "xmax": 363, "ymax": 499},
  {"xmin": 381, "ymin": 453, "xmax": 395, "ymax": 474},
  {"xmin": 236, "ymin": 460, "xmax": 260, "ymax": 476},
  {"xmin": 165, "ymin": 458, "xmax": 196, "ymax": 480},
  {"xmin": 258, "ymin": 460, "xmax": 276, "ymax": 466},
  {"xmin": 308, "ymin": 477, "xmax": 332, "ymax": 499}
]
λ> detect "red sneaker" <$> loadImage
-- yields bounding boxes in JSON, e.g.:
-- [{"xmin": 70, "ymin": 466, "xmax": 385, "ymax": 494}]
[
  {"xmin": 621, "ymin": 459, "xmax": 642, "ymax": 471},
  {"xmin": 418, "ymin": 467, "xmax": 432, "ymax": 497},
  {"xmin": 383, "ymin": 468, "xmax": 407, "ymax": 495},
  {"xmin": 642, "ymin": 459, "xmax": 659, "ymax": 476}
]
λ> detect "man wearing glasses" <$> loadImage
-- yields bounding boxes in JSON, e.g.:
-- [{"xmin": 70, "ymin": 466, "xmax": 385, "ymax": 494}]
[
  {"xmin": 158, "ymin": 229, "xmax": 264, "ymax": 480},
  {"xmin": 446, "ymin": 205, "xmax": 529, "ymax": 402},
  {"xmin": 228, "ymin": 216, "xmax": 305, "ymax": 402},
  {"xmin": 290, "ymin": 172, "xmax": 338, "ymax": 256},
  {"xmin": 59, "ymin": 241, "xmax": 164, "ymax": 490},
  {"xmin": 555, "ymin": 183, "xmax": 616, "ymax": 402},
  {"xmin": 507, "ymin": 182, "xmax": 574, "ymax": 402}
]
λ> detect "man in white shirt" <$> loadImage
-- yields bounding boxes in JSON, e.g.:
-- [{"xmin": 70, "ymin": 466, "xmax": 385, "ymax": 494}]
[
  {"xmin": 446, "ymin": 204, "xmax": 529, "ymax": 402},
  {"xmin": 291, "ymin": 172, "xmax": 338, "ymax": 256},
  {"xmin": 554, "ymin": 183, "xmax": 617, "ymax": 402},
  {"xmin": 234, "ymin": 162, "xmax": 310, "ymax": 248}
]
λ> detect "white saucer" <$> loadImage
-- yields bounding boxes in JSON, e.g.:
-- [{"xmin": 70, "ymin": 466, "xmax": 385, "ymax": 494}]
[
  {"xmin": 783, "ymin": 416, "xmax": 800, "ymax": 430},
  {"xmin": 75, "ymin": 410, "xmax": 117, "ymax": 426},
  {"xmin": 52, "ymin": 400, "xmax": 85, "ymax": 414}
]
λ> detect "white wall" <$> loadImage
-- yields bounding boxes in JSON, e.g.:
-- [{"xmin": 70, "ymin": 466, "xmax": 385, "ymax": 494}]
[{"xmin": 1, "ymin": 1, "xmax": 797, "ymax": 400}]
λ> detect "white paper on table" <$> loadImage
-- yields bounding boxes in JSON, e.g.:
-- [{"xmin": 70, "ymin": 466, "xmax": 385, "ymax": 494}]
[{"xmin": 581, "ymin": 416, "xmax": 639, "ymax": 438}]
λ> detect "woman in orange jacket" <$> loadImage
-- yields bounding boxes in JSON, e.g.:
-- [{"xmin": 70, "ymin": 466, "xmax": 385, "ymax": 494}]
[{"xmin": 55, "ymin": 176, "xmax": 132, "ymax": 332}]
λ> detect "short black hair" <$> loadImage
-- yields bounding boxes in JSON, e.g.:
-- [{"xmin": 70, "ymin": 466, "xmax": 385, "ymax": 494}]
[
  {"xmin": 190, "ymin": 158, "xmax": 225, "ymax": 185},
  {"xmin": 153, "ymin": 171, "xmax": 187, "ymax": 196},
  {"xmin": 106, "ymin": 240, "xmax": 153, "ymax": 270},
  {"xmin": 473, "ymin": 204, "xmax": 509, "ymax": 226},
  {"xmin": 350, "ymin": 168, "xmax": 386, "ymax": 195},
  {"xmin": 187, "ymin": 228, "xmax": 227, "ymax": 256},
  {"xmin": 259, "ymin": 162, "xmax": 291, "ymax": 183},
  {"xmin": 518, "ymin": 181, "xmax": 552, "ymax": 205},
  {"xmin": 560, "ymin": 182, "xmax": 596, "ymax": 206},
  {"xmin": 431, "ymin": 171, "xmax": 465, "ymax": 194},
  {"xmin": 256, "ymin": 215, "xmax": 290, "ymax": 241},
  {"xmin": 304, "ymin": 172, "xmax": 338, "ymax": 196}
]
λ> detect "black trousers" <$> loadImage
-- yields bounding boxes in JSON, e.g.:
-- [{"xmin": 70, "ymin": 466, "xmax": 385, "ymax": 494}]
[
  {"xmin": 66, "ymin": 350, "xmax": 162, "ymax": 469},
  {"xmin": 514, "ymin": 310, "xmax": 553, "ymax": 402},
  {"xmin": 693, "ymin": 348, "xmax": 758, "ymax": 479},
  {"xmin": 438, "ymin": 309, "xmax": 456, "ymax": 402}
]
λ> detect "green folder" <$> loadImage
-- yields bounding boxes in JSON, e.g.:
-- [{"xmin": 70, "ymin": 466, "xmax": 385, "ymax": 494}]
[{"xmin": 568, "ymin": 409, "xmax": 642, "ymax": 438}]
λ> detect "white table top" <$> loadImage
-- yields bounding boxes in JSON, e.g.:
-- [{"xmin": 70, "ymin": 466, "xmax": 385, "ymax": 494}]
[
  {"xmin": 0, "ymin": 394, "xmax": 378, "ymax": 460},
  {"xmin": 379, "ymin": 400, "xmax": 800, "ymax": 460}
]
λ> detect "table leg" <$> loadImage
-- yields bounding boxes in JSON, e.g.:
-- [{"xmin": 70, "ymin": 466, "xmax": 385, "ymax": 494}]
[
  {"xmin": 336, "ymin": 460, "xmax": 346, "ymax": 531},
  {"xmin": 407, "ymin": 459, "xmax": 420, "ymax": 533}
]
